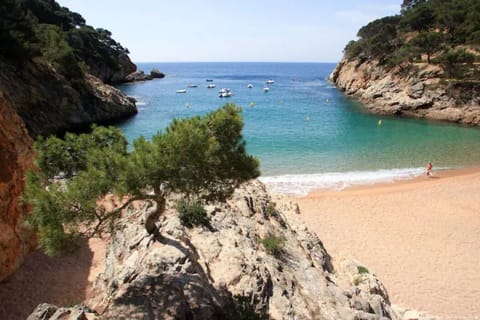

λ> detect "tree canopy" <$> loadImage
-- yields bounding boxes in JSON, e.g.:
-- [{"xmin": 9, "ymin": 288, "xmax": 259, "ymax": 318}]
[
  {"xmin": 344, "ymin": 0, "xmax": 480, "ymax": 79},
  {"xmin": 0, "ymin": 0, "xmax": 130, "ymax": 80},
  {"xmin": 23, "ymin": 104, "xmax": 260, "ymax": 255}
]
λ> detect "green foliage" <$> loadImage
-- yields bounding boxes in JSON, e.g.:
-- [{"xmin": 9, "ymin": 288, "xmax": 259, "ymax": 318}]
[
  {"xmin": 410, "ymin": 31, "xmax": 445, "ymax": 63},
  {"xmin": 400, "ymin": 2, "xmax": 436, "ymax": 31},
  {"xmin": 357, "ymin": 266, "xmax": 369, "ymax": 274},
  {"xmin": 24, "ymin": 105, "xmax": 259, "ymax": 255},
  {"xmin": 343, "ymin": 0, "xmax": 480, "ymax": 81},
  {"xmin": 266, "ymin": 203, "xmax": 277, "ymax": 217},
  {"xmin": 0, "ymin": 0, "xmax": 130, "ymax": 81},
  {"xmin": 437, "ymin": 48, "xmax": 477, "ymax": 78},
  {"xmin": 261, "ymin": 236, "xmax": 286, "ymax": 257},
  {"xmin": 176, "ymin": 199, "xmax": 210, "ymax": 229},
  {"xmin": 344, "ymin": 40, "xmax": 364, "ymax": 61}
]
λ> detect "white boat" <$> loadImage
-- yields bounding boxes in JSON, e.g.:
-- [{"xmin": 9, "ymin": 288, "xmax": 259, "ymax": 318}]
[
  {"xmin": 218, "ymin": 88, "xmax": 232, "ymax": 98},
  {"xmin": 247, "ymin": 84, "xmax": 253, "ymax": 88},
  {"xmin": 176, "ymin": 89, "xmax": 187, "ymax": 93},
  {"xmin": 207, "ymin": 84, "xmax": 216, "ymax": 89},
  {"xmin": 266, "ymin": 80, "xmax": 275, "ymax": 84},
  {"xmin": 263, "ymin": 87, "xmax": 269, "ymax": 92}
]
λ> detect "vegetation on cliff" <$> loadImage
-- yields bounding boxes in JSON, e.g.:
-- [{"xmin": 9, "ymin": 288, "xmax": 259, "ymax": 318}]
[
  {"xmin": 23, "ymin": 104, "xmax": 260, "ymax": 255},
  {"xmin": 344, "ymin": 0, "xmax": 479, "ymax": 80},
  {"xmin": 0, "ymin": 0, "xmax": 134, "ymax": 82}
]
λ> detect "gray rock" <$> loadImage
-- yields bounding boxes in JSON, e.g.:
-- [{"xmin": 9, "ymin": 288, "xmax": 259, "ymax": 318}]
[
  {"xmin": 27, "ymin": 304, "xmax": 97, "ymax": 320},
  {"xmin": 150, "ymin": 68, "xmax": 165, "ymax": 78},
  {"xmin": 329, "ymin": 57, "xmax": 480, "ymax": 126},
  {"xmin": 408, "ymin": 82, "xmax": 424, "ymax": 99},
  {"xmin": 28, "ymin": 181, "xmax": 414, "ymax": 319}
]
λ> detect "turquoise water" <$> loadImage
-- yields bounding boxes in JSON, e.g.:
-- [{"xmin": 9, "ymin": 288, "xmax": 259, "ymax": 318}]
[{"xmin": 117, "ymin": 62, "xmax": 480, "ymax": 194}]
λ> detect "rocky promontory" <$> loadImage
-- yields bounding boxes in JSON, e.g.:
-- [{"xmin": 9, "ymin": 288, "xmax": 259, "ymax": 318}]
[
  {"xmin": 27, "ymin": 180, "xmax": 409, "ymax": 320},
  {"xmin": 329, "ymin": 58, "xmax": 480, "ymax": 126},
  {"xmin": 124, "ymin": 68, "xmax": 166, "ymax": 83}
]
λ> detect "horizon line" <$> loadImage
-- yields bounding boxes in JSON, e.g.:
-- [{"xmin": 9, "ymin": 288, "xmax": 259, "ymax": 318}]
[{"xmin": 133, "ymin": 60, "xmax": 340, "ymax": 64}]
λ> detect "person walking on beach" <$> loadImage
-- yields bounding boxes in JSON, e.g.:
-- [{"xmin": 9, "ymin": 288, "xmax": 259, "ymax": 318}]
[{"xmin": 426, "ymin": 161, "xmax": 432, "ymax": 177}]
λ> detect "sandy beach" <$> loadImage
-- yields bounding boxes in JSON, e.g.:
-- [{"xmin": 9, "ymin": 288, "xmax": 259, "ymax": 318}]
[{"xmin": 290, "ymin": 167, "xmax": 480, "ymax": 319}]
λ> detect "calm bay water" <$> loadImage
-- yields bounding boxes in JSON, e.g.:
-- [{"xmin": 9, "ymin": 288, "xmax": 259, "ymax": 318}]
[{"xmin": 117, "ymin": 62, "xmax": 480, "ymax": 194}]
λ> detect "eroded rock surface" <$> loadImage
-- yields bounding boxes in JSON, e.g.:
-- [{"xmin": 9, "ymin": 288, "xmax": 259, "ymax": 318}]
[{"xmin": 31, "ymin": 181, "xmax": 402, "ymax": 319}]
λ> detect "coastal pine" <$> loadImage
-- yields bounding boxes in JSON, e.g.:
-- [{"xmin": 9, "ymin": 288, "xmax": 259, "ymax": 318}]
[
  {"xmin": 343, "ymin": 0, "xmax": 480, "ymax": 80},
  {"xmin": 23, "ymin": 104, "xmax": 260, "ymax": 255}
]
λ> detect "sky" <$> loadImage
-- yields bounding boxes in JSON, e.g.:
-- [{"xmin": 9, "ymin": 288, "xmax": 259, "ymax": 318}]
[{"xmin": 57, "ymin": 1, "xmax": 401, "ymax": 63}]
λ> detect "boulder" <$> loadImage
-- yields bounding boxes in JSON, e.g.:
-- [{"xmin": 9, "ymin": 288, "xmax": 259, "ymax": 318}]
[
  {"xmin": 150, "ymin": 68, "xmax": 165, "ymax": 78},
  {"xmin": 124, "ymin": 70, "xmax": 153, "ymax": 82}
]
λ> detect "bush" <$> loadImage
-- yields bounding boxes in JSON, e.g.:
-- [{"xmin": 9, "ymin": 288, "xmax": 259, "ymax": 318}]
[
  {"xmin": 357, "ymin": 265, "xmax": 369, "ymax": 274},
  {"xmin": 265, "ymin": 203, "xmax": 277, "ymax": 217},
  {"xmin": 177, "ymin": 199, "xmax": 210, "ymax": 229},
  {"xmin": 437, "ymin": 48, "xmax": 476, "ymax": 78},
  {"xmin": 261, "ymin": 236, "xmax": 285, "ymax": 257}
]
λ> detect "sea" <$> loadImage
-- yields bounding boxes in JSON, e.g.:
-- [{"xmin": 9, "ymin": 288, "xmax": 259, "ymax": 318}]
[{"xmin": 116, "ymin": 62, "xmax": 480, "ymax": 195}]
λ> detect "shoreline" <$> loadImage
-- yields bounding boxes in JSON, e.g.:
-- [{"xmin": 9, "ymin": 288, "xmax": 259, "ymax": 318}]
[
  {"xmin": 286, "ymin": 165, "xmax": 480, "ymax": 319},
  {"xmin": 304, "ymin": 165, "xmax": 480, "ymax": 197}
]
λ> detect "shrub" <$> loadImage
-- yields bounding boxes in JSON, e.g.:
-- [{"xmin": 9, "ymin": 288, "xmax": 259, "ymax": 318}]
[
  {"xmin": 265, "ymin": 203, "xmax": 277, "ymax": 217},
  {"xmin": 357, "ymin": 265, "xmax": 369, "ymax": 274},
  {"xmin": 177, "ymin": 199, "xmax": 210, "ymax": 229},
  {"xmin": 261, "ymin": 236, "xmax": 285, "ymax": 257}
]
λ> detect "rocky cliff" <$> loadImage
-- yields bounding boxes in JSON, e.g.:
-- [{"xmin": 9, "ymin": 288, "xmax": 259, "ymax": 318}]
[
  {"xmin": 0, "ymin": 59, "xmax": 137, "ymax": 281},
  {"xmin": 0, "ymin": 0, "xmax": 140, "ymax": 281},
  {"xmin": 27, "ymin": 181, "xmax": 411, "ymax": 320},
  {"xmin": 329, "ymin": 58, "xmax": 480, "ymax": 126},
  {"xmin": 0, "ymin": 94, "xmax": 36, "ymax": 283}
]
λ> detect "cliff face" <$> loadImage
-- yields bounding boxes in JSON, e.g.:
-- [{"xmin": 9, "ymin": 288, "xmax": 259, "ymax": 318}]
[
  {"xmin": 0, "ymin": 59, "xmax": 137, "ymax": 281},
  {"xmin": 330, "ymin": 58, "xmax": 480, "ymax": 125},
  {"xmin": 28, "ymin": 181, "xmax": 404, "ymax": 319},
  {"xmin": 0, "ymin": 94, "xmax": 35, "ymax": 282},
  {"xmin": 0, "ymin": 59, "xmax": 136, "ymax": 137}
]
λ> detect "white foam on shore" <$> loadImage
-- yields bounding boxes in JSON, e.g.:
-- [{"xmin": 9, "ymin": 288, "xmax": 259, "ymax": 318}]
[{"xmin": 259, "ymin": 168, "xmax": 429, "ymax": 196}]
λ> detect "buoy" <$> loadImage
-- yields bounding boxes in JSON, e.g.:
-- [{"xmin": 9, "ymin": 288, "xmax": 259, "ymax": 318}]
[
  {"xmin": 185, "ymin": 103, "xmax": 190, "ymax": 109},
  {"xmin": 306, "ymin": 116, "xmax": 311, "ymax": 122},
  {"xmin": 249, "ymin": 101, "xmax": 255, "ymax": 107},
  {"xmin": 378, "ymin": 120, "xmax": 382, "ymax": 126}
]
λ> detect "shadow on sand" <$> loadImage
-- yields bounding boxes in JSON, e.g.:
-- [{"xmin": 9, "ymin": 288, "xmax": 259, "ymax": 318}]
[{"xmin": 0, "ymin": 238, "xmax": 96, "ymax": 320}]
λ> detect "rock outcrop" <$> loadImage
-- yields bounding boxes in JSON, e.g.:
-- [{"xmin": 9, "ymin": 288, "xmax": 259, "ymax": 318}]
[
  {"xmin": 329, "ymin": 58, "xmax": 480, "ymax": 126},
  {"xmin": 30, "ymin": 180, "xmax": 401, "ymax": 319},
  {"xmin": 0, "ymin": 59, "xmax": 137, "ymax": 137},
  {"xmin": 124, "ymin": 68, "xmax": 165, "ymax": 83}
]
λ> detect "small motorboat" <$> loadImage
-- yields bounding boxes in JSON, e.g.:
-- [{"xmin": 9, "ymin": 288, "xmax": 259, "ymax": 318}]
[
  {"xmin": 207, "ymin": 84, "xmax": 216, "ymax": 89},
  {"xmin": 206, "ymin": 79, "xmax": 214, "ymax": 82},
  {"xmin": 266, "ymin": 80, "xmax": 275, "ymax": 84},
  {"xmin": 263, "ymin": 87, "xmax": 269, "ymax": 92},
  {"xmin": 247, "ymin": 84, "xmax": 253, "ymax": 88},
  {"xmin": 176, "ymin": 89, "xmax": 187, "ymax": 93},
  {"xmin": 219, "ymin": 88, "xmax": 232, "ymax": 98},
  {"xmin": 187, "ymin": 84, "xmax": 198, "ymax": 88}
]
